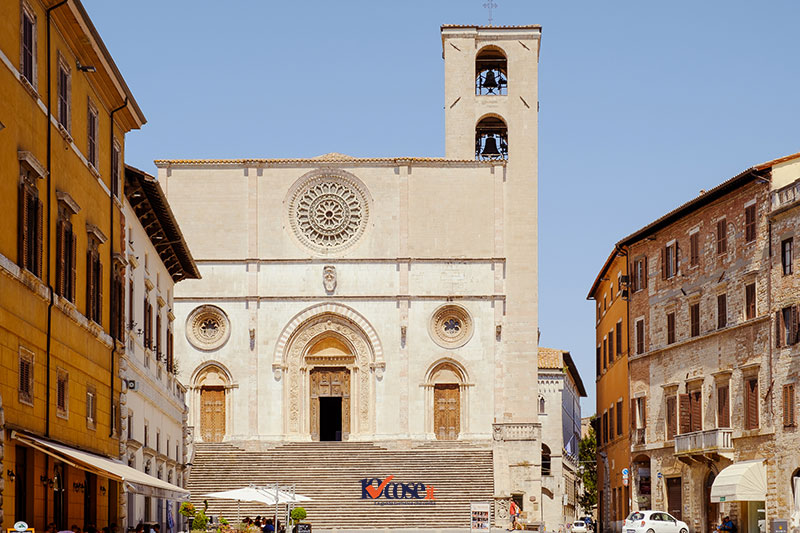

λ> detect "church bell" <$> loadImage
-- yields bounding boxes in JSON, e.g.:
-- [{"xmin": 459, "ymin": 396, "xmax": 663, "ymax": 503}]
[
  {"xmin": 481, "ymin": 136, "xmax": 501, "ymax": 157},
  {"xmin": 482, "ymin": 70, "xmax": 499, "ymax": 92}
]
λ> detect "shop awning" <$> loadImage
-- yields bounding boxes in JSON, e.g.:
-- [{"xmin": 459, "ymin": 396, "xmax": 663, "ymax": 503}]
[
  {"xmin": 12, "ymin": 432, "xmax": 189, "ymax": 501},
  {"xmin": 710, "ymin": 459, "xmax": 767, "ymax": 503}
]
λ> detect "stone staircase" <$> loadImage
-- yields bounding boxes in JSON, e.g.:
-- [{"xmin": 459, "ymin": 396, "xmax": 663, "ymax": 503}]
[{"xmin": 187, "ymin": 441, "xmax": 494, "ymax": 529}]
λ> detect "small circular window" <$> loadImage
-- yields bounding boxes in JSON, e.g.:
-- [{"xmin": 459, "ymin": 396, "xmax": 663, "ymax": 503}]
[
  {"xmin": 429, "ymin": 304, "xmax": 473, "ymax": 349},
  {"xmin": 186, "ymin": 305, "xmax": 231, "ymax": 351}
]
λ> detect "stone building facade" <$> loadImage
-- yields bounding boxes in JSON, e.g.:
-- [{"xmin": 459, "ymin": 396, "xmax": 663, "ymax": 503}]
[
  {"xmin": 764, "ymin": 154, "xmax": 800, "ymax": 527},
  {"xmin": 614, "ymin": 153, "xmax": 800, "ymax": 533},
  {"xmin": 537, "ymin": 348, "xmax": 586, "ymax": 529},
  {"xmin": 158, "ymin": 25, "xmax": 545, "ymax": 526},
  {"xmin": 121, "ymin": 166, "xmax": 199, "ymax": 529}
]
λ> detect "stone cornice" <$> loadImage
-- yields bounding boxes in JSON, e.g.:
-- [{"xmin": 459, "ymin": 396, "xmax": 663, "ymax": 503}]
[
  {"xmin": 190, "ymin": 257, "xmax": 507, "ymax": 265},
  {"xmin": 174, "ymin": 294, "xmax": 507, "ymax": 302},
  {"xmin": 155, "ymin": 158, "xmax": 505, "ymax": 170}
]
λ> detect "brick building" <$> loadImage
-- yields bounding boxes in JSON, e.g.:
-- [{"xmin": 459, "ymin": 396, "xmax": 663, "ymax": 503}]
[{"xmin": 609, "ymin": 152, "xmax": 800, "ymax": 533}]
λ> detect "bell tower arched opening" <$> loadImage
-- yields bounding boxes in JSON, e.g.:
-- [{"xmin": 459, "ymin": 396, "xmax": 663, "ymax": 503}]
[
  {"xmin": 476, "ymin": 46, "xmax": 507, "ymax": 96},
  {"xmin": 476, "ymin": 115, "xmax": 508, "ymax": 161}
]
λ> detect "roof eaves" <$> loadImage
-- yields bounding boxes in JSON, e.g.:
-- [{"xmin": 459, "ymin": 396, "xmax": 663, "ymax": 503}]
[{"xmin": 586, "ymin": 248, "xmax": 623, "ymax": 300}]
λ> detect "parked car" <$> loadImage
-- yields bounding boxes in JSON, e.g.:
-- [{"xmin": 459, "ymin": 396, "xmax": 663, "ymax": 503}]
[
  {"xmin": 624, "ymin": 511, "xmax": 689, "ymax": 533},
  {"xmin": 570, "ymin": 521, "xmax": 589, "ymax": 533}
]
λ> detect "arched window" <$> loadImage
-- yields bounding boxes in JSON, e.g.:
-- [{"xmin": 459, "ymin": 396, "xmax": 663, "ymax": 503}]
[
  {"xmin": 476, "ymin": 46, "xmax": 507, "ymax": 96},
  {"xmin": 542, "ymin": 444, "xmax": 552, "ymax": 476},
  {"xmin": 539, "ymin": 396, "xmax": 546, "ymax": 414},
  {"xmin": 475, "ymin": 116, "xmax": 508, "ymax": 160}
]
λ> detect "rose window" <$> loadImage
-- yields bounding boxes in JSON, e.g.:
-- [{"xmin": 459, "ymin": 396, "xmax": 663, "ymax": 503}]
[
  {"xmin": 429, "ymin": 305, "xmax": 473, "ymax": 349},
  {"xmin": 186, "ymin": 305, "xmax": 231, "ymax": 351},
  {"xmin": 287, "ymin": 171, "xmax": 370, "ymax": 253}
]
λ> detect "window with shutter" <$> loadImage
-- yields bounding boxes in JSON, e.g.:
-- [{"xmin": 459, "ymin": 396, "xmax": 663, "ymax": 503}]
[
  {"xmin": 745, "ymin": 204, "xmax": 756, "ymax": 242},
  {"xmin": 745, "ymin": 378, "xmax": 759, "ymax": 430},
  {"xmin": 636, "ymin": 319, "xmax": 644, "ymax": 354},
  {"xmin": 782, "ymin": 238, "xmax": 793, "ymax": 276},
  {"xmin": 56, "ymin": 369, "xmax": 68, "ymax": 418},
  {"xmin": 609, "ymin": 405, "xmax": 615, "ymax": 441},
  {"xmin": 718, "ymin": 294, "xmax": 727, "ymax": 329},
  {"xmin": 745, "ymin": 283, "xmax": 756, "ymax": 320},
  {"xmin": 717, "ymin": 219, "xmax": 727, "ymax": 255},
  {"xmin": 603, "ymin": 338, "xmax": 607, "ymax": 369},
  {"xmin": 596, "ymin": 346, "xmax": 601, "ymax": 377},
  {"xmin": 616, "ymin": 321, "xmax": 622, "ymax": 355},
  {"xmin": 777, "ymin": 310, "xmax": 783, "ymax": 348},
  {"xmin": 18, "ymin": 349, "xmax": 34, "ymax": 406},
  {"xmin": 679, "ymin": 394, "xmax": 691, "ymax": 435},
  {"xmin": 666, "ymin": 396, "xmax": 677, "ymax": 440},
  {"xmin": 20, "ymin": 6, "xmax": 36, "ymax": 86},
  {"xmin": 690, "ymin": 303, "xmax": 700, "ymax": 337},
  {"xmin": 57, "ymin": 57, "xmax": 70, "ymax": 131},
  {"xmin": 690, "ymin": 232, "xmax": 699, "ymax": 266},
  {"xmin": 18, "ymin": 175, "xmax": 43, "ymax": 277},
  {"xmin": 616, "ymin": 399, "xmax": 623, "ymax": 436},
  {"xmin": 784, "ymin": 384, "xmax": 796, "ymax": 427},
  {"xmin": 717, "ymin": 385, "xmax": 730, "ymax": 428},
  {"xmin": 783, "ymin": 307, "xmax": 794, "ymax": 346},
  {"xmin": 667, "ymin": 312, "xmax": 675, "ymax": 344},
  {"xmin": 87, "ymin": 101, "xmax": 98, "ymax": 168},
  {"xmin": 608, "ymin": 330, "xmax": 614, "ymax": 363},
  {"xmin": 111, "ymin": 142, "xmax": 121, "ymax": 198},
  {"xmin": 86, "ymin": 386, "xmax": 97, "ymax": 430}
]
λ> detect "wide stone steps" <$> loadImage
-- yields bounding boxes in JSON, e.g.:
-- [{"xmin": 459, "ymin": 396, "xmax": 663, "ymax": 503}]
[{"xmin": 187, "ymin": 442, "xmax": 494, "ymax": 529}]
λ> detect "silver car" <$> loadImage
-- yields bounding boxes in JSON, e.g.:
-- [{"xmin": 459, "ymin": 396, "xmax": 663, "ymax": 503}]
[{"xmin": 624, "ymin": 511, "xmax": 689, "ymax": 533}]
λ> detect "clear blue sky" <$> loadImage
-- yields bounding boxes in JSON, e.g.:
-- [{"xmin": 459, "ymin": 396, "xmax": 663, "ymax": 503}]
[{"xmin": 83, "ymin": 1, "xmax": 800, "ymax": 415}]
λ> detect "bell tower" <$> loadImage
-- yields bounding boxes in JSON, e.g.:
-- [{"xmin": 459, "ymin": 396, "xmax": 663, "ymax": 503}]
[{"xmin": 441, "ymin": 24, "xmax": 542, "ymax": 523}]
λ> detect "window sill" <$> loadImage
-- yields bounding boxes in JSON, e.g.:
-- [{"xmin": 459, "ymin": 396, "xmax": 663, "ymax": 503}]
[
  {"xmin": 18, "ymin": 76, "xmax": 38, "ymax": 99},
  {"xmin": 18, "ymin": 395, "xmax": 33, "ymax": 407},
  {"xmin": 89, "ymin": 163, "xmax": 102, "ymax": 180},
  {"xmin": 56, "ymin": 409, "xmax": 68, "ymax": 420},
  {"xmin": 57, "ymin": 123, "xmax": 73, "ymax": 144}
]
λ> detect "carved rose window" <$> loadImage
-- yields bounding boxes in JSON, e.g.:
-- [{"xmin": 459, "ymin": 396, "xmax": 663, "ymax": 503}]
[
  {"xmin": 429, "ymin": 305, "xmax": 473, "ymax": 349},
  {"xmin": 186, "ymin": 305, "xmax": 231, "ymax": 351},
  {"xmin": 287, "ymin": 170, "xmax": 371, "ymax": 254}
]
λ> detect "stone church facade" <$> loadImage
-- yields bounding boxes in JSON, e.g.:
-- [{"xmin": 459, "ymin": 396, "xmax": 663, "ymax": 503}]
[{"xmin": 158, "ymin": 25, "xmax": 546, "ymax": 525}]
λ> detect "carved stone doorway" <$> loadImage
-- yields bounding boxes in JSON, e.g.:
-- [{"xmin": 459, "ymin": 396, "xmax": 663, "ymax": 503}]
[
  {"xmin": 310, "ymin": 367, "xmax": 350, "ymax": 441},
  {"xmin": 200, "ymin": 386, "xmax": 226, "ymax": 443},
  {"xmin": 434, "ymin": 384, "xmax": 460, "ymax": 440}
]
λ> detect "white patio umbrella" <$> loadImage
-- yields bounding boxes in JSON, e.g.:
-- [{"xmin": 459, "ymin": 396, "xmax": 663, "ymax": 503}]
[{"xmin": 202, "ymin": 485, "xmax": 313, "ymax": 523}]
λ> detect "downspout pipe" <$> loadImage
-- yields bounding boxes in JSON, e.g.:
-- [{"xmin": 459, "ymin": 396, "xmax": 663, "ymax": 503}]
[
  {"xmin": 45, "ymin": 0, "xmax": 68, "ymax": 439},
  {"xmin": 109, "ymin": 98, "xmax": 127, "ymax": 438},
  {"xmin": 45, "ymin": 1, "xmax": 68, "ymax": 524}
]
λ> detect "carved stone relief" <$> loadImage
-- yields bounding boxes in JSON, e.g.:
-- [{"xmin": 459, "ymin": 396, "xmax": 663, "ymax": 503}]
[{"xmin": 323, "ymin": 265, "xmax": 336, "ymax": 293}]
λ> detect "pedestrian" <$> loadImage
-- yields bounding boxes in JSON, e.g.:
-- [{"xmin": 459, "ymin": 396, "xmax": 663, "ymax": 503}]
[
  {"xmin": 508, "ymin": 500, "xmax": 520, "ymax": 531},
  {"xmin": 717, "ymin": 516, "xmax": 736, "ymax": 532}
]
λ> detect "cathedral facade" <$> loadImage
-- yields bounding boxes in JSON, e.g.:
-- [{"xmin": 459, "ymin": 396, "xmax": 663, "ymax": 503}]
[{"xmin": 159, "ymin": 25, "xmax": 545, "ymax": 525}]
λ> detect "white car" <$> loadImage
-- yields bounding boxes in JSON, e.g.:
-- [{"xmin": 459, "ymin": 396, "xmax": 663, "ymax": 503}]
[
  {"xmin": 570, "ymin": 521, "xmax": 589, "ymax": 533},
  {"xmin": 624, "ymin": 511, "xmax": 689, "ymax": 533}
]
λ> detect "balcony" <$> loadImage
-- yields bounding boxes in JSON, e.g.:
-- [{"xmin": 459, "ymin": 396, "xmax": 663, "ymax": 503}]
[{"xmin": 674, "ymin": 428, "xmax": 734, "ymax": 463}]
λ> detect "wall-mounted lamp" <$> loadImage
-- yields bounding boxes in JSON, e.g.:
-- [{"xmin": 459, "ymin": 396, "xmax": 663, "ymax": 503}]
[
  {"xmin": 40, "ymin": 474, "xmax": 54, "ymax": 488},
  {"xmin": 100, "ymin": 485, "xmax": 106, "ymax": 496},
  {"xmin": 73, "ymin": 481, "xmax": 85, "ymax": 493},
  {"xmin": 7, "ymin": 469, "xmax": 16, "ymax": 482},
  {"xmin": 0, "ymin": 120, "xmax": 5, "ymax": 132},
  {"xmin": 76, "ymin": 60, "xmax": 96, "ymax": 73}
]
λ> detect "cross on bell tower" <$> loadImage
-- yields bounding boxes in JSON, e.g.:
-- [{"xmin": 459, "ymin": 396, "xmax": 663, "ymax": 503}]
[{"xmin": 483, "ymin": 1, "xmax": 497, "ymax": 26}]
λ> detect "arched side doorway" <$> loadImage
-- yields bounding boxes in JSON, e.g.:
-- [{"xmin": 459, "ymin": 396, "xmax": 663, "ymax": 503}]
[
  {"xmin": 278, "ymin": 309, "xmax": 381, "ymax": 440},
  {"xmin": 423, "ymin": 358, "xmax": 471, "ymax": 440},
  {"xmin": 191, "ymin": 362, "xmax": 234, "ymax": 443},
  {"xmin": 704, "ymin": 471, "xmax": 718, "ymax": 533},
  {"xmin": 631, "ymin": 455, "xmax": 652, "ymax": 511}
]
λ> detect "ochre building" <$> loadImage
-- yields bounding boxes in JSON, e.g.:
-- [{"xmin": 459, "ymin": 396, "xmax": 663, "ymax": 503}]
[{"xmin": 0, "ymin": 0, "xmax": 185, "ymax": 528}]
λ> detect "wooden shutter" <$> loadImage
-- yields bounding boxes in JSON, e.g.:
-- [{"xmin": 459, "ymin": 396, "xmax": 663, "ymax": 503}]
[
  {"xmin": 35, "ymin": 198, "xmax": 43, "ymax": 277},
  {"xmin": 679, "ymin": 393, "xmax": 691, "ymax": 434},
  {"xmin": 666, "ymin": 396, "xmax": 677, "ymax": 440},
  {"xmin": 718, "ymin": 386, "xmax": 730, "ymax": 428},
  {"xmin": 777, "ymin": 310, "xmax": 783, "ymax": 348},
  {"xmin": 631, "ymin": 399, "xmax": 637, "ymax": 431},
  {"xmin": 69, "ymin": 228, "xmax": 77, "ymax": 302},
  {"xmin": 608, "ymin": 331, "xmax": 614, "ymax": 363},
  {"xmin": 96, "ymin": 257, "xmax": 102, "ymax": 325},
  {"xmin": 661, "ymin": 248, "xmax": 666, "ymax": 280},
  {"xmin": 784, "ymin": 384, "xmax": 795, "ymax": 427},
  {"xmin": 630, "ymin": 262, "xmax": 635, "ymax": 291},
  {"xmin": 690, "ymin": 390, "xmax": 702, "ymax": 432},
  {"xmin": 746, "ymin": 379, "xmax": 759, "ymax": 430},
  {"xmin": 18, "ymin": 182, "xmax": 29, "ymax": 269},
  {"xmin": 674, "ymin": 242, "xmax": 680, "ymax": 276},
  {"xmin": 56, "ymin": 219, "xmax": 65, "ymax": 295},
  {"xmin": 793, "ymin": 305, "xmax": 800, "ymax": 345},
  {"xmin": 87, "ymin": 249, "xmax": 94, "ymax": 319}
]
